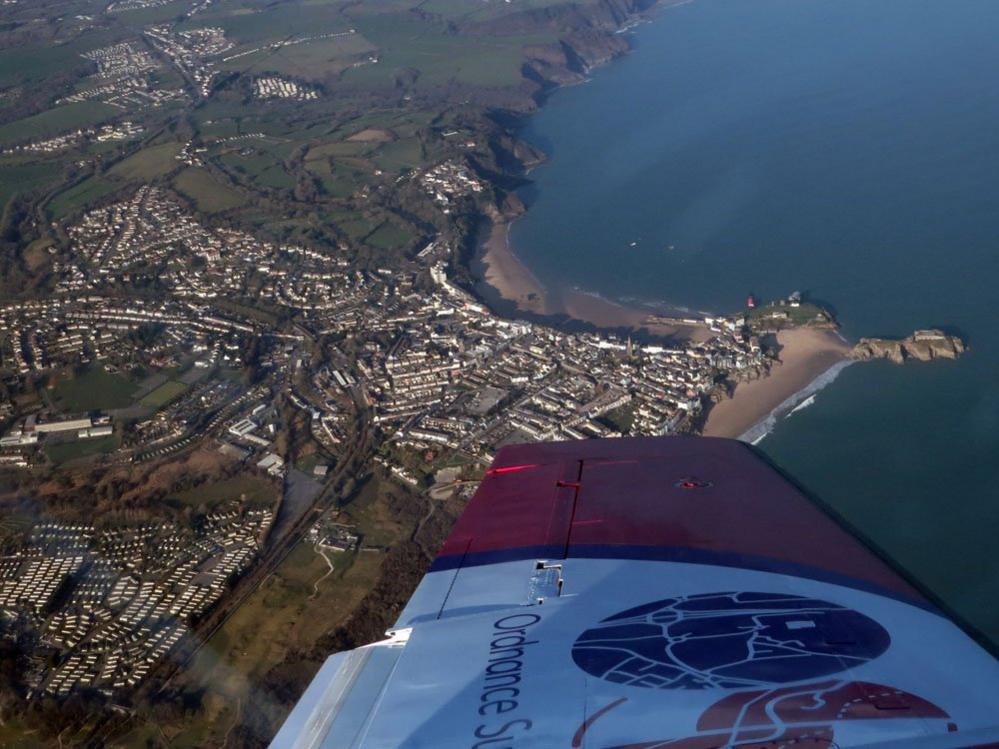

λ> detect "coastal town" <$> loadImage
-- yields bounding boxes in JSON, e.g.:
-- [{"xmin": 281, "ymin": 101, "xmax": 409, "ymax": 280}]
[
  {"xmin": 0, "ymin": 174, "xmax": 776, "ymax": 708},
  {"xmin": 1, "ymin": 162, "xmax": 966, "ymax": 712},
  {"xmin": 0, "ymin": 0, "xmax": 757, "ymax": 728},
  {"xmin": 1, "ymin": 184, "xmax": 770, "ymax": 475}
]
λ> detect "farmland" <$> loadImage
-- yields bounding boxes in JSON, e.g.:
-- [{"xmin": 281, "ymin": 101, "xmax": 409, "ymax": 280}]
[{"xmin": 173, "ymin": 168, "xmax": 247, "ymax": 212}]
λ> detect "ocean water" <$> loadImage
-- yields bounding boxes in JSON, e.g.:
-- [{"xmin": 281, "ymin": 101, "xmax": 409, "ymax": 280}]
[{"xmin": 510, "ymin": 0, "xmax": 999, "ymax": 642}]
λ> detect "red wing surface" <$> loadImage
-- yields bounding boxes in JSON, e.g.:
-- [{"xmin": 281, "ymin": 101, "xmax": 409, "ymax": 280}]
[{"xmin": 270, "ymin": 437, "xmax": 999, "ymax": 748}]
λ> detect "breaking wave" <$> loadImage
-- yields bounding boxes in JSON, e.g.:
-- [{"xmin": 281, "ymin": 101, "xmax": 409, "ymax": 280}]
[{"xmin": 740, "ymin": 360, "xmax": 855, "ymax": 445}]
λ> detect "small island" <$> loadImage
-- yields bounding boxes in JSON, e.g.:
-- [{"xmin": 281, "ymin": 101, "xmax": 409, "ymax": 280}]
[
  {"xmin": 702, "ymin": 293, "xmax": 966, "ymax": 439},
  {"xmin": 745, "ymin": 293, "xmax": 965, "ymax": 365},
  {"xmin": 851, "ymin": 329, "xmax": 966, "ymax": 364}
]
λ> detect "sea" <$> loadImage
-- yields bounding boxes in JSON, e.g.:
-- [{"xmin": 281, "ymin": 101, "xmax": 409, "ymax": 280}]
[{"xmin": 508, "ymin": 0, "xmax": 999, "ymax": 643}]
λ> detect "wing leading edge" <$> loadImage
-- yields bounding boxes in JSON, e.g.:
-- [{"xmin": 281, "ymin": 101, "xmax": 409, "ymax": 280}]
[{"xmin": 271, "ymin": 436, "xmax": 999, "ymax": 748}]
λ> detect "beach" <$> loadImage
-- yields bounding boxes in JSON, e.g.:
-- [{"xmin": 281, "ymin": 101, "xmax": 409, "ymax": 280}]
[
  {"xmin": 479, "ymin": 222, "xmax": 552, "ymax": 316},
  {"xmin": 702, "ymin": 328, "xmax": 852, "ymax": 439},
  {"xmin": 480, "ymin": 221, "xmax": 712, "ymax": 340}
]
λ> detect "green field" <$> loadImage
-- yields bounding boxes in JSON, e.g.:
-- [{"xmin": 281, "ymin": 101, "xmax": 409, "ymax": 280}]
[
  {"xmin": 53, "ymin": 364, "xmax": 137, "ymax": 411},
  {"xmin": 255, "ymin": 163, "xmax": 297, "ymax": 189},
  {"xmin": 46, "ymin": 433, "xmax": 121, "ymax": 465},
  {"xmin": 112, "ymin": 0, "xmax": 192, "ymax": 24},
  {"xmin": 306, "ymin": 140, "xmax": 372, "ymax": 160},
  {"xmin": 747, "ymin": 301, "xmax": 836, "ymax": 330},
  {"xmin": 184, "ymin": 2, "xmax": 353, "ymax": 45},
  {"xmin": 338, "ymin": 215, "xmax": 377, "ymax": 242},
  {"xmin": 334, "ymin": 109, "xmax": 435, "ymax": 138},
  {"xmin": 305, "ymin": 157, "xmax": 373, "ymax": 198},
  {"xmin": 219, "ymin": 35, "xmax": 375, "ymax": 80},
  {"xmin": 42, "ymin": 129, "xmax": 182, "ymax": 222},
  {"xmin": 0, "ymin": 33, "xmax": 118, "ymax": 88},
  {"xmin": 369, "ymin": 136, "xmax": 422, "ymax": 173},
  {"xmin": 342, "ymin": 15, "xmax": 546, "ymax": 88},
  {"xmin": 302, "ymin": 132, "xmax": 423, "ymax": 193},
  {"xmin": 139, "ymin": 379, "xmax": 188, "ymax": 408},
  {"xmin": 197, "ymin": 119, "xmax": 243, "ymax": 140},
  {"xmin": 219, "ymin": 150, "xmax": 297, "ymax": 190},
  {"xmin": 174, "ymin": 168, "xmax": 247, "ymax": 212},
  {"xmin": 47, "ymin": 176, "xmax": 121, "ymax": 219},
  {"xmin": 0, "ymin": 161, "xmax": 63, "ymax": 207},
  {"xmin": 340, "ymin": 475, "xmax": 411, "ymax": 547},
  {"xmin": 108, "ymin": 142, "xmax": 183, "ymax": 181},
  {"xmin": 168, "ymin": 475, "xmax": 277, "ymax": 510},
  {"xmin": 365, "ymin": 220, "xmax": 412, "ymax": 250},
  {"xmin": 0, "ymin": 102, "xmax": 118, "ymax": 146}
]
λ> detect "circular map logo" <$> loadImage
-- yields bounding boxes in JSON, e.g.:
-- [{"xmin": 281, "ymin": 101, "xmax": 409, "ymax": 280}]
[{"xmin": 571, "ymin": 591, "xmax": 890, "ymax": 689}]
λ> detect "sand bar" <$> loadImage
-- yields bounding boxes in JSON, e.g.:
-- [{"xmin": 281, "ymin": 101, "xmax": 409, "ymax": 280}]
[{"xmin": 703, "ymin": 328, "xmax": 852, "ymax": 439}]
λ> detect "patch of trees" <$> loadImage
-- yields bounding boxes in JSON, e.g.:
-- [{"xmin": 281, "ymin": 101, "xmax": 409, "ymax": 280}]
[
  {"xmin": 19, "ymin": 687, "xmax": 111, "ymax": 739},
  {"xmin": 0, "ymin": 623, "xmax": 29, "ymax": 719},
  {"xmin": 128, "ymin": 322, "xmax": 167, "ymax": 349},
  {"xmin": 43, "ymin": 571, "xmax": 78, "ymax": 616},
  {"xmin": 0, "ymin": 197, "xmax": 32, "ymax": 295},
  {"xmin": 134, "ymin": 680, "xmax": 205, "ymax": 723},
  {"xmin": 0, "ymin": 67, "xmax": 89, "ymax": 127}
]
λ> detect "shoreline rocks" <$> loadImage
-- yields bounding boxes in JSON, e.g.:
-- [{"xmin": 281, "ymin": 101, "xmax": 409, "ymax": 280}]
[{"xmin": 849, "ymin": 329, "xmax": 965, "ymax": 364}]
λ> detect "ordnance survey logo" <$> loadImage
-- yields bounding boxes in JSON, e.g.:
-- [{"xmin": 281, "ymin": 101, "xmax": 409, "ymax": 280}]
[
  {"xmin": 571, "ymin": 591, "xmax": 891, "ymax": 689},
  {"xmin": 568, "ymin": 592, "xmax": 955, "ymax": 749}
]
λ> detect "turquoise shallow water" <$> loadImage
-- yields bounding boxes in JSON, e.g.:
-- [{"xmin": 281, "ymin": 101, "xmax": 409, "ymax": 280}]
[{"xmin": 510, "ymin": 0, "xmax": 999, "ymax": 641}]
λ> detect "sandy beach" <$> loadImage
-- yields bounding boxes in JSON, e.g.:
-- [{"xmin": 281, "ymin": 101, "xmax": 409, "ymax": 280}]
[
  {"xmin": 480, "ymin": 221, "xmax": 712, "ymax": 339},
  {"xmin": 702, "ymin": 328, "xmax": 852, "ymax": 439},
  {"xmin": 480, "ymin": 222, "xmax": 552, "ymax": 316}
]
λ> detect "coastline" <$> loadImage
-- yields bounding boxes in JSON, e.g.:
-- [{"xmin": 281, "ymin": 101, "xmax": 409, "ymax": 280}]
[
  {"xmin": 472, "ymin": 0, "xmax": 712, "ymax": 341},
  {"xmin": 467, "ymin": 0, "xmax": 850, "ymax": 444},
  {"xmin": 477, "ymin": 222, "xmax": 854, "ymax": 442},
  {"xmin": 478, "ymin": 219, "xmax": 714, "ymax": 341},
  {"xmin": 702, "ymin": 328, "xmax": 853, "ymax": 440}
]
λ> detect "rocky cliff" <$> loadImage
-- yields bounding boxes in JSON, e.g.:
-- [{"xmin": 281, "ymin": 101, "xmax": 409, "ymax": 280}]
[
  {"xmin": 850, "ymin": 329, "xmax": 965, "ymax": 364},
  {"xmin": 522, "ymin": 33, "xmax": 631, "ymax": 87},
  {"xmin": 460, "ymin": 0, "xmax": 659, "ymax": 37},
  {"xmin": 459, "ymin": 0, "xmax": 658, "ymax": 92}
]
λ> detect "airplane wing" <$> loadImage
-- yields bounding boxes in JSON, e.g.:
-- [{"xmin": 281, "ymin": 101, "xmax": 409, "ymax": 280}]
[{"xmin": 270, "ymin": 436, "xmax": 999, "ymax": 748}]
